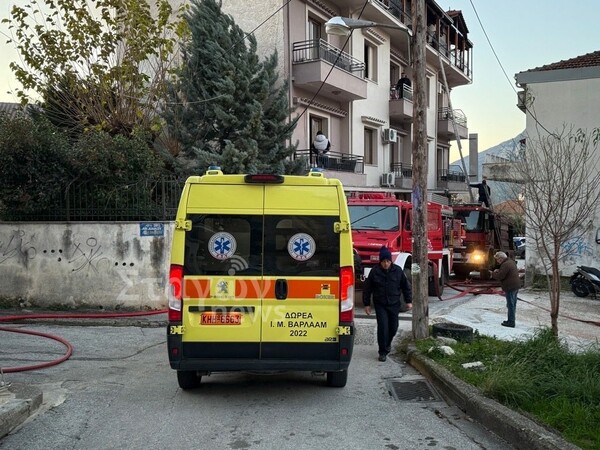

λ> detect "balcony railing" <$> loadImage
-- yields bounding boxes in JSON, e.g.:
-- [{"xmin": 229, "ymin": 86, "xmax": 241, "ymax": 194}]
[
  {"xmin": 438, "ymin": 107, "xmax": 467, "ymax": 127},
  {"xmin": 293, "ymin": 149, "xmax": 364, "ymax": 174},
  {"xmin": 438, "ymin": 168, "xmax": 466, "ymax": 183},
  {"xmin": 390, "ymin": 85, "xmax": 413, "ymax": 101},
  {"xmin": 391, "ymin": 162, "xmax": 413, "ymax": 178},
  {"xmin": 292, "ymin": 39, "xmax": 365, "ymax": 79}
]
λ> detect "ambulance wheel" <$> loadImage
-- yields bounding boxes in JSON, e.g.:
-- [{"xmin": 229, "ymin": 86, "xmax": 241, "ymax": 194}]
[
  {"xmin": 177, "ymin": 370, "xmax": 201, "ymax": 390},
  {"xmin": 326, "ymin": 369, "xmax": 348, "ymax": 387}
]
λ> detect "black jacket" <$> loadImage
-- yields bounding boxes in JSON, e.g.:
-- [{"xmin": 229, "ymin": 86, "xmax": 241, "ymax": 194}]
[
  {"xmin": 363, "ymin": 263, "xmax": 412, "ymax": 307},
  {"xmin": 469, "ymin": 181, "xmax": 490, "ymax": 203}
]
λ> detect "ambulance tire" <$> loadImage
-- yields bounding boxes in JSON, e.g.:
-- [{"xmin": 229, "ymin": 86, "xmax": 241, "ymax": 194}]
[
  {"xmin": 326, "ymin": 369, "xmax": 348, "ymax": 387},
  {"xmin": 177, "ymin": 370, "xmax": 201, "ymax": 390}
]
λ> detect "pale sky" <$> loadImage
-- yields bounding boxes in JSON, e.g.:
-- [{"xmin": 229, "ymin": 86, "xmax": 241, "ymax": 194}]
[
  {"xmin": 1, "ymin": 1, "xmax": 599, "ymax": 159},
  {"xmin": 442, "ymin": 0, "xmax": 600, "ymax": 159}
]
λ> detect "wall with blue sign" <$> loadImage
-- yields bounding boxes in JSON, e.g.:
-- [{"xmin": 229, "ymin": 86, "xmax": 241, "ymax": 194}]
[{"xmin": 0, "ymin": 222, "xmax": 174, "ymax": 309}]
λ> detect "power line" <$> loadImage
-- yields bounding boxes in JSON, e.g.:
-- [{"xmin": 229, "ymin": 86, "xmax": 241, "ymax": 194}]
[{"xmin": 467, "ymin": 0, "xmax": 554, "ymax": 138}]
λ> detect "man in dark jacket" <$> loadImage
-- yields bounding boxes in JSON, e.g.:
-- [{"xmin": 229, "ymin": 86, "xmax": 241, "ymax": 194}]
[
  {"xmin": 492, "ymin": 251, "xmax": 521, "ymax": 328},
  {"xmin": 469, "ymin": 176, "xmax": 491, "ymax": 207},
  {"xmin": 363, "ymin": 247, "xmax": 412, "ymax": 361}
]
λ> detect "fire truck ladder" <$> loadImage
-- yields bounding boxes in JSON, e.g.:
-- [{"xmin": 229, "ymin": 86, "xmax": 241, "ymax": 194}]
[{"xmin": 437, "ymin": 54, "xmax": 504, "ymax": 251}]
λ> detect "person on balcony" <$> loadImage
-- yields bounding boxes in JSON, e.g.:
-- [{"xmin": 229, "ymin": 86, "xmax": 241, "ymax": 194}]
[
  {"xmin": 311, "ymin": 131, "xmax": 331, "ymax": 168},
  {"xmin": 395, "ymin": 72, "xmax": 411, "ymax": 99}
]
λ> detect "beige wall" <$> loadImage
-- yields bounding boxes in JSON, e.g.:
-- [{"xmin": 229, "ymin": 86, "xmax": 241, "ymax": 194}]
[{"xmin": 0, "ymin": 223, "xmax": 173, "ymax": 309}]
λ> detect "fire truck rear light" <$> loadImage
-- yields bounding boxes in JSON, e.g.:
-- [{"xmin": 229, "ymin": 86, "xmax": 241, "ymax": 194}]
[{"xmin": 341, "ymin": 348, "xmax": 349, "ymax": 356}]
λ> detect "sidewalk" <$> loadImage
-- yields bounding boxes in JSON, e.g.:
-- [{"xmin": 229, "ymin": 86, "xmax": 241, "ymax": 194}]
[{"xmin": 431, "ymin": 288, "xmax": 600, "ymax": 350}]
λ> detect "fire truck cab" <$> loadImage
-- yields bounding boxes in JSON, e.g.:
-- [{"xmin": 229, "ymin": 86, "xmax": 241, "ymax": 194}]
[
  {"xmin": 347, "ymin": 192, "xmax": 454, "ymax": 296},
  {"xmin": 451, "ymin": 203, "xmax": 514, "ymax": 280}
]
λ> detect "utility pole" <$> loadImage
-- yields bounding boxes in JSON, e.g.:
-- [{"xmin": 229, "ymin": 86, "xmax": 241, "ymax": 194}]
[{"xmin": 411, "ymin": 0, "xmax": 429, "ymax": 339}]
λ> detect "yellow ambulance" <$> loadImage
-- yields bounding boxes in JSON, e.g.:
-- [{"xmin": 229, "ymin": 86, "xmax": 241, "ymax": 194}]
[{"xmin": 167, "ymin": 167, "xmax": 355, "ymax": 388}]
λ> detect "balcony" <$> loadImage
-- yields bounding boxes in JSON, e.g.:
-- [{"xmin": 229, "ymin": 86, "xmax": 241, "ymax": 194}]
[
  {"xmin": 390, "ymin": 162, "xmax": 413, "ymax": 189},
  {"xmin": 436, "ymin": 167, "xmax": 467, "ymax": 191},
  {"xmin": 293, "ymin": 149, "xmax": 364, "ymax": 174},
  {"xmin": 292, "ymin": 39, "xmax": 367, "ymax": 102},
  {"xmin": 389, "ymin": 86, "xmax": 413, "ymax": 122},
  {"xmin": 437, "ymin": 107, "xmax": 468, "ymax": 140}
]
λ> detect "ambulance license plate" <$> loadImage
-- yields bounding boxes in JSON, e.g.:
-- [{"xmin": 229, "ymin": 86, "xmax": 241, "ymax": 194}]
[{"xmin": 201, "ymin": 312, "xmax": 242, "ymax": 325}]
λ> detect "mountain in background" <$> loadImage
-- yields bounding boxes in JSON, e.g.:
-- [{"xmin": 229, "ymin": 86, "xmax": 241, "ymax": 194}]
[{"xmin": 451, "ymin": 131, "xmax": 525, "ymax": 204}]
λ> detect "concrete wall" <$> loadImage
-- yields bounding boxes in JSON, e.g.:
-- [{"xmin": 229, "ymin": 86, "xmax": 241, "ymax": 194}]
[{"xmin": 0, "ymin": 223, "xmax": 173, "ymax": 310}]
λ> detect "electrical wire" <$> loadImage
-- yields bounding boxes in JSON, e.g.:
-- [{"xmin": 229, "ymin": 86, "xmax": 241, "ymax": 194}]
[{"xmin": 467, "ymin": 0, "xmax": 555, "ymax": 138}]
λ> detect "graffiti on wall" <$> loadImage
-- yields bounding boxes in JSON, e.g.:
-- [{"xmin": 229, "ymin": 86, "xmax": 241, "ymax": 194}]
[
  {"xmin": 0, "ymin": 230, "xmax": 37, "ymax": 267},
  {"xmin": 560, "ymin": 236, "xmax": 595, "ymax": 263},
  {"xmin": 0, "ymin": 230, "xmax": 139, "ymax": 272}
]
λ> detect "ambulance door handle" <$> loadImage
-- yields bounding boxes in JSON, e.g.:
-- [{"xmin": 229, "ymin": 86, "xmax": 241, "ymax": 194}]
[{"xmin": 275, "ymin": 279, "xmax": 288, "ymax": 300}]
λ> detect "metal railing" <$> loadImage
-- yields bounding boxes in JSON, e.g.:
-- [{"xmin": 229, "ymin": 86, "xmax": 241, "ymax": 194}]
[
  {"xmin": 438, "ymin": 107, "xmax": 467, "ymax": 127},
  {"xmin": 391, "ymin": 162, "xmax": 413, "ymax": 178},
  {"xmin": 293, "ymin": 149, "xmax": 364, "ymax": 173},
  {"xmin": 292, "ymin": 39, "xmax": 365, "ymax": 78},
  {"xmin": 438, "ymin": 168, "xmax": 467, "ymax": 183},
  {"xmin": 1, "ymin": 176, "xmax": 185, "ymax": 222},
  {"xmin": 390, "ymin": 85, "xmax": 413, "ymax": 101}
]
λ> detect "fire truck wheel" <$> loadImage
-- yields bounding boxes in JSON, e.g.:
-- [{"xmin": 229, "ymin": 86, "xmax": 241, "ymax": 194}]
[{"xmin": 432, "ymin": 322, "xmax": 474, "ymax": 342}]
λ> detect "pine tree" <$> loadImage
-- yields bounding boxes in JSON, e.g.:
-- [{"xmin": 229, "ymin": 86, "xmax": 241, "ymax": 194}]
[{"xmin": 163, "ymin": 0, "xmax": 300, "ymax": 175}]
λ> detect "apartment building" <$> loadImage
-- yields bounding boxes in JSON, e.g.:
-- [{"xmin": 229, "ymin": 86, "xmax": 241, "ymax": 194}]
[{"xmin": 221, "ymin": 0, "xmax": 473, "ymax": 196}]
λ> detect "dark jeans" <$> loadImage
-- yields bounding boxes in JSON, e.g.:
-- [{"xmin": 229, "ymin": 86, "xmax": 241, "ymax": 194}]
[
  {"xmin": 505, "ymin": 289, "xmax": 518, "ymax": 324},
  {"xmin": 374, "ymin": 303, "xmax": 401, "ymax": 355}
]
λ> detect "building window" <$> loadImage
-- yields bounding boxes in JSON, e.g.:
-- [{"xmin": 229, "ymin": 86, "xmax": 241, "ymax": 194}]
[
  {"xmin": 308, "ymin": 18, "xmax": 322, "ymax": 41},
  {"xmin": 426, "ymin": 76, "xmax": 431, "ymax": 108},
  {"xmin": 364, "ymin": 128, "xmax": 376, "ymax": 165},
  {"xmin": 364, "ymin": 41, "xmax": 378, "ymax": 81}
]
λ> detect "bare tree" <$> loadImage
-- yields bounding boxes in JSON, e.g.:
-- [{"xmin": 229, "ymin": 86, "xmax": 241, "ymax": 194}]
[{"xmin": 509, "ymin": 125, "xmax": 600, "ymax": 336}]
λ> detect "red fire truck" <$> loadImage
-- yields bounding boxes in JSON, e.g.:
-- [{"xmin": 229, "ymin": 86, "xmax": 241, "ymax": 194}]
[
  {"xmin": 451, "ymin": 203, "xmax": 514, "ymax": 280},
  {"xmin": 347, "ymin": 192, "xmax": 455, "ymax": 296}
]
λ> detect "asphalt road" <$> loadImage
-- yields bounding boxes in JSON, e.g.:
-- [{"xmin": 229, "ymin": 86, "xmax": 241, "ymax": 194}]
[{"xmin": 0, "ymin": 317, "xmax": 513, "ymax": 450}]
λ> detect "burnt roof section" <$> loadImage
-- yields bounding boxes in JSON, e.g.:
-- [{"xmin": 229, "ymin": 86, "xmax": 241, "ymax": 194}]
[{"xmin": 524, "ymin": 50, "xmax": 600, "ymax": 73}]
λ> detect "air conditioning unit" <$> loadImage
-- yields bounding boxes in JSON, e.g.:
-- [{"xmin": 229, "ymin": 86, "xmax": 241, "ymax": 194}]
[
  {"xmin": 380, "ymin": 172, "xmax": 396, "ymax": 187},
  {"xmin": 382, "ymin": 128, "xmax": 397, "ymax": 143}
]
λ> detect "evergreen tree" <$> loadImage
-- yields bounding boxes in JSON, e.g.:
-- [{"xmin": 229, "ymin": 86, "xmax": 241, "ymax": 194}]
[{"xmin": 163, "ymin": 0, "xmax": 300, "ymax": 175}]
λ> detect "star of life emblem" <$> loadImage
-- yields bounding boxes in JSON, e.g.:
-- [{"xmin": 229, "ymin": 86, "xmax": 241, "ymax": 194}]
[
  {"xmin": 208, "ymin": 232, "xmax": 236, "ymax": 260},
  {"xmin": 287, "ymin": 233, "xmax": 316, "ymax": 261}
]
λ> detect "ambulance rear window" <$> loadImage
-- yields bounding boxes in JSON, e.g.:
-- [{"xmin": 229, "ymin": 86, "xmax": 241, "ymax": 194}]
[{"xmin": 183, "ymin": 214, "xmax": 339, "ymax": 277}]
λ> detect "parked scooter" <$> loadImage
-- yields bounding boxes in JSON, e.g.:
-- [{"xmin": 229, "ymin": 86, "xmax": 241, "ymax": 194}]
[{"xmin": 570, "ymin": 266, "xmax": 600, "ymax": 298}]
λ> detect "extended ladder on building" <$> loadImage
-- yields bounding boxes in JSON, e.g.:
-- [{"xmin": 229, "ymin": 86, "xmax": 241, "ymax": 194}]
[{"xmin": 437, "ymin": 54, "xmax": 503, "ymax": 249}]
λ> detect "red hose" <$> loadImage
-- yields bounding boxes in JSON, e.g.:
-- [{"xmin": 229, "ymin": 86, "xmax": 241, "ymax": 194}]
[
  {"xmin": 0, "ymin": 326, "xmax": 73, "ymax": 373},
  {"xmin": 0, "ymin": 309, "xmax": 167, "ymax": 373}
]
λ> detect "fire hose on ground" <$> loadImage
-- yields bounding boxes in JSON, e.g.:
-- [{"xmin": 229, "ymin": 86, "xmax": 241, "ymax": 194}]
[{"xmin": 0, "ymin": 310, "xmax": 167, "ymax": 373}]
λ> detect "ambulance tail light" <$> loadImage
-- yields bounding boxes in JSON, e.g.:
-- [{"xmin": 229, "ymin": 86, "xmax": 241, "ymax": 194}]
[
  {"xmin": 168, "ymin": 264, "xmax": 184, "ymax": 322},
  {"xmin": 339, "ymin": 266, "xmax": 354, "ymax": 322}
]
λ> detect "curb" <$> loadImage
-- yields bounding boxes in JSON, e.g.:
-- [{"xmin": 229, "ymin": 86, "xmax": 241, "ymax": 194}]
[
  {"xmin": 0, "ymin": 383, "xmax": 43, "ymax": 439},
  {"xmin": 405, "ymin": 344, "xmax": 580, "ymax": 450}
]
